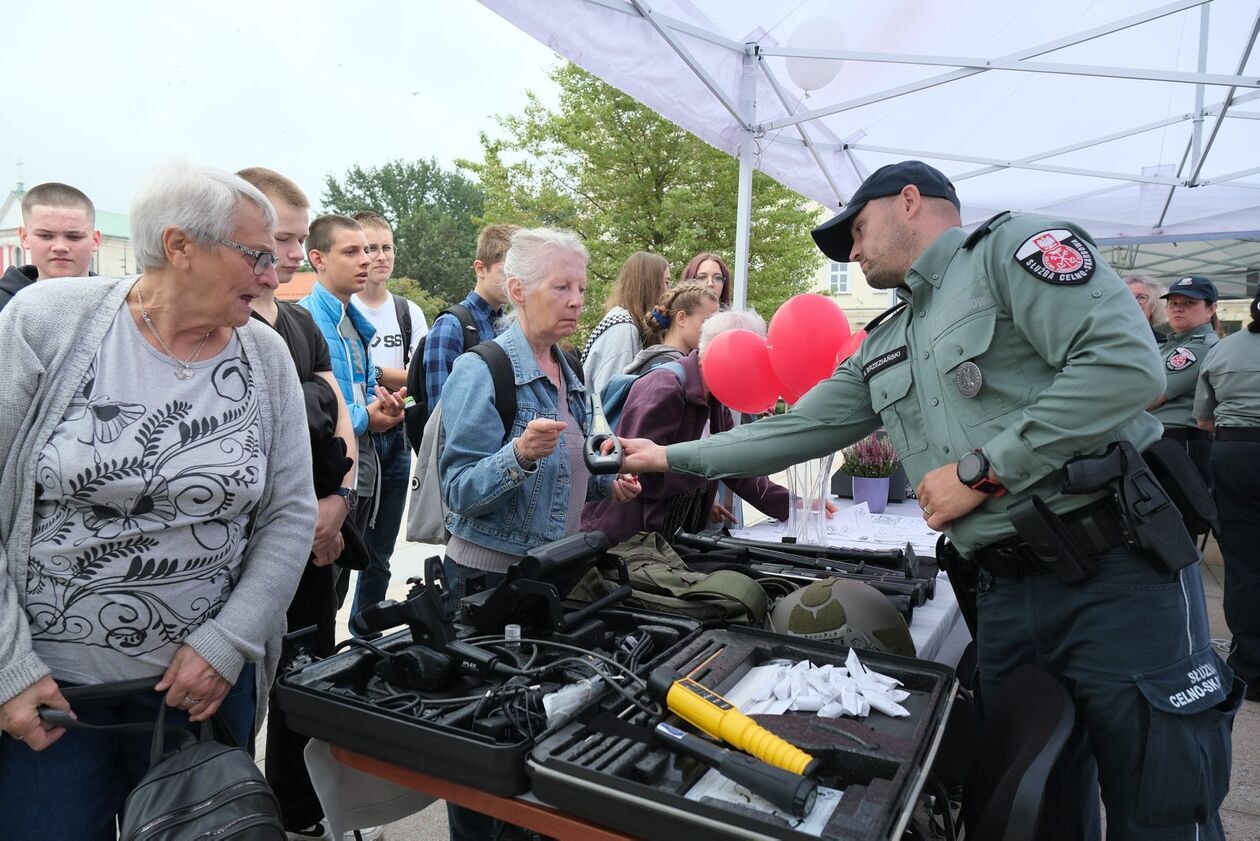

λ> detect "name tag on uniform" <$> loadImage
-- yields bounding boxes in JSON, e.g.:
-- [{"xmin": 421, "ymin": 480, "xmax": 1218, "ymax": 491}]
[{"xmin": 862, "ymin": 346, "xmax": 908, "ymax": 380}]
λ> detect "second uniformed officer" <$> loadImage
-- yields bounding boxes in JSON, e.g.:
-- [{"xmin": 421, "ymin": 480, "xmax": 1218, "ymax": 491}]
[
  {"xmin": 1150, "ymin": 275, "xmax": 1220, "ymax": 486},
  {"xmin": 619, "ymin": 161, "xmax": 1238, "ymax": 840},
  {"xmin": 1195, "ymin": 292, "xmax": 1260, "ymax": 704}
]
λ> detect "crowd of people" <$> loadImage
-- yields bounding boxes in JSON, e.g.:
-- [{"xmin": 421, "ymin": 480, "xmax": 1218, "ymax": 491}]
[
  {"xmin": 0, "ymin": 163, "xmax": 772, "ymax": 840},
  {"xmin": 0, "ymin": 157, "xmax": 1256, "ymax": 841}
]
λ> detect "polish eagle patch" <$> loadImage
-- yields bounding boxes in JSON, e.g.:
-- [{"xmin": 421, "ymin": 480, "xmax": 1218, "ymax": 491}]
[
  {"xmin": 1166, "ymin": 347, "xmax": 1198, "ymax": 372},
  {"xmin": 1014, "ymin": 229, "xmax": 1096, "ymax": 285}
]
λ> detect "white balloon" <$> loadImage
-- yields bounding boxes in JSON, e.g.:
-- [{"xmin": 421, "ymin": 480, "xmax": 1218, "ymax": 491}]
[{"xmin": 786, "ymin": 16, "xmax": 846, "ymax": 92}]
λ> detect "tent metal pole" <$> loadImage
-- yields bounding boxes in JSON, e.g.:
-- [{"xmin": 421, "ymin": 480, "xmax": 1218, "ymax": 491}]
[
  {"xmin": 847, "ymin": 143, "xmax": 1183, "ymax": 186},
  {"xmin": 758, "ymin": 0, "xmax": 1206, "ymax": 132},
  {"xmin": 757, "ymin": 60, "xmax": 846, "ymax": 206},
  {"xmin": 733, "ymin": 46, "xmax": 756, "ymax": 313},
  {"xmin": 1192, "ymin": 4, "xmax": 1210, "ymax": 170}
]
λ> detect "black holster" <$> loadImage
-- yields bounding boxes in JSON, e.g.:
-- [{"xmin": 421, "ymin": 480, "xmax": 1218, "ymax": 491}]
[
  {"xmin": 1007, "ymin": 496, "xmax": 1097, "ymax": 584},
  {"xmin": 1064, "ymin": 441, "xmax": 1199, "ymax": 573},
  {"xmin": 937, "ymin": 535, "xmax": 978, "ymax": 640}
]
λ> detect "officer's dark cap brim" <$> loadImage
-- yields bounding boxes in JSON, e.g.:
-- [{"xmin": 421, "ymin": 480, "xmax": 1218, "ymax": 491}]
[
  {"xmin": 811, "ymin": 161, "xmax": 961, "ymax": 262},
  {"xmin": 1160, "ymin": 276, "xmax": 1219, "ymax": 303},
  {"xmin": 1160, "ymin": 288, "xmax": 1217, "ymax": 302}
]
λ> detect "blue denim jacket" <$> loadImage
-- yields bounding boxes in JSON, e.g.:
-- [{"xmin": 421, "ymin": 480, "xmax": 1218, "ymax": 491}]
[{"xmin": 439, "ymin": 319, "xmax": 612, "ymax": 554}]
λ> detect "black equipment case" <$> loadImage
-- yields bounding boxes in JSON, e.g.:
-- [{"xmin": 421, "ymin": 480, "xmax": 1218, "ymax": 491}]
[
  {"xmin": 275, "ymin": 604, "xmax": 699, "ymax": 797},
  {"xmin": 527, "ymin": 626, "xmax": 957, "ymax": 840}
]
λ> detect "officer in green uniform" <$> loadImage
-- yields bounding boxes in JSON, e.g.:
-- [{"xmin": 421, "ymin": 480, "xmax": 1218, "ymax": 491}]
[
  {"xmin": 1195, "ymin": 292, "xmax": 1260, "ymax": 703},
  {"xmin": 1150, "ymin": 275, "xmax": 1220, "ymax": 486},
  {"xmin": 620, "ymin": 161, "xmax": 1237, "ymax": 840}
]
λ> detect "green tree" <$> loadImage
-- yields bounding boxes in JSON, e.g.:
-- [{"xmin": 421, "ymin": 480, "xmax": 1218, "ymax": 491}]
[
  {"xmin": 459, "ymin": 63, "xmax": 821, "ymax": 330},
  {"xmin": 387, "ymin": 277, "xmax": 447, "ymax": 327},
  {"xmin": 322, "ymin": 159, "xmax": 484, "ymax": 304}
]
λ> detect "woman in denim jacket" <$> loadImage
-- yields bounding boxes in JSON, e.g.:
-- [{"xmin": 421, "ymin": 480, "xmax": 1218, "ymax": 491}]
[
  {"xmin": 437, "ymin": 227, "xmax": 641, "ymax": 841},
  {"xmin": 439, "ymin": 228, "xmax": 641, "ymax": 596}
]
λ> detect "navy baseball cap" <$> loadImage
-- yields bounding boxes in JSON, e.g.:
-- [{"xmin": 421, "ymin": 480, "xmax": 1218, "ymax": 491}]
[
  {"xmin": 1161, "ymin": 276, "xmax": 1219, "ymax": 303},
  {"xmin": 811, "ymin": 161, "xmax": 961, "ymax": 261}
]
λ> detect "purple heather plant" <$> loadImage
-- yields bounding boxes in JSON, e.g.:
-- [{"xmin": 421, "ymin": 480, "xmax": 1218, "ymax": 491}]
[{"xmin": 841, "ymin": 432, "xmax": 900, "ymax": 479}]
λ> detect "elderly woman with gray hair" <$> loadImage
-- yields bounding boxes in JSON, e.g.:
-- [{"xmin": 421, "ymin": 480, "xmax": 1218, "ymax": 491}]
[
  {"xmin": 581, "ymin": 309, "xmax": 798, "ymax": 544},
  {"xmin": 0, "ymin": 162, "xmax": 316, "ymax": 838},
  {"xmin": 438, "ymin": 226, "xmax": 640, "ymax": 841},
  {"xmin": 1127, "ymin": 275, "xmax": 1169, "ymax": 344},
  {"xmin": 439, "ymin": 228, "xmax": 640, "ymax": 597}
]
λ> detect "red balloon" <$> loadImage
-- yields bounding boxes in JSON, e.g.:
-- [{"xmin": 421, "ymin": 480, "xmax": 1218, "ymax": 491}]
[
  {"xmin": 836, "ymin": 329, "xmax": 867, "ymax": 365},
  {"xmin": 768, "ymin": 294, "xmax": 851, "ymax": 397},
  {"xmin": 701, "ymin": 329, "xmax": 783, "ymax": 414}
]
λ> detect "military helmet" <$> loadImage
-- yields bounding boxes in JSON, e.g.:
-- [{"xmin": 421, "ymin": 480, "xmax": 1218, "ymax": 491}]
[{"xmin": 768, "ymin": 578, "xmax": 915, "ymax": 657}]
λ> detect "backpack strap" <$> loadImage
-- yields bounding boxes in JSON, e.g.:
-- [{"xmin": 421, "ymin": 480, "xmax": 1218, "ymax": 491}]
[
  {"xmin": 660, "ymin": 360, "xmax": 687, "ymax": 389},
  {"xmin": 444, "ymin": 303, "xmax": 480, "ymax": 353},
  {"xmin": 468, "ymin": 342, "xmax": 516, "ymax": 436},
  {"xmin": 393, "ymin": 294, "xmax": 413, "ymax": 369}
]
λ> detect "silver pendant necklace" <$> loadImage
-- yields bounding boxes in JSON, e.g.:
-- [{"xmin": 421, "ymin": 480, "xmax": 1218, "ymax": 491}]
[{"xmin": 136, "ymin": 284, "xmax": 211, "ymax": 380}]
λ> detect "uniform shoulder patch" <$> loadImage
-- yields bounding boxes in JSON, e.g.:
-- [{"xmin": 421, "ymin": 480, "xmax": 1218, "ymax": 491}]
[
  {"xmin": 1014, "ymin": 229, "xmax": 1096, "ymax": 285},
  {"xmin": 1166, "ymin": 347, "xmax": 1198, "ymax": 371}
]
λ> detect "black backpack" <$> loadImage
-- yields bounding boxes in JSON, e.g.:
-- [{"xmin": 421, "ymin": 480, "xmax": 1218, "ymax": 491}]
[
  {"xmin": 405, "ymin": 304, "xmax": 481, "ymax": 452},
  {"xmin": 43, "ymin": 680, "xmax": 283, "ymax": 840}
]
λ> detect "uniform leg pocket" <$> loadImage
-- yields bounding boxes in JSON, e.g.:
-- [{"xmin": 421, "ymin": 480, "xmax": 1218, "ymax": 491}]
[{"xmin": 1133, "ymin": 648, "xmax": 1242, "ymax": 829}]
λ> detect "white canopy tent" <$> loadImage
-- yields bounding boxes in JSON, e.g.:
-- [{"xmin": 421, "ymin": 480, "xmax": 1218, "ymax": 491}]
[{"xmin": 480, "ymin": 0, "xmax": 1260, "ymax": 301}]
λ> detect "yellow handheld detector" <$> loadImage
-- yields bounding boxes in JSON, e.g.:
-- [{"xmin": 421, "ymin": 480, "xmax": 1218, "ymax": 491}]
[{"xmin": 647, "ymin": 667, "xmax": 819, "ymax": 777}]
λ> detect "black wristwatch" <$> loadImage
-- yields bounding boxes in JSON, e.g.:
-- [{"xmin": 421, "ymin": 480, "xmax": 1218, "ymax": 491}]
[
  {"xmin": 335, "ymin": 486, "xmax": 359, "ymax": 511},
  {"xmin": 957, "ymin": 449, "xmax": 1006, "ymax": 497},
  {"xmin": 372, "ymin": 365, "xmax": 383, "ymax": 385}
]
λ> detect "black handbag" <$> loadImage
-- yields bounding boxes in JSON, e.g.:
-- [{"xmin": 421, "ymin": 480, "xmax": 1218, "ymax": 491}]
[{"xmin": 43, "ymin": 679, "xmax": 284, "ymax": 839}]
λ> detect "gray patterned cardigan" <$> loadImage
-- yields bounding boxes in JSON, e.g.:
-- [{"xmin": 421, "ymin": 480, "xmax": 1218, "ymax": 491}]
[{"xmin": 0, "ymin": 276, "xmax": 316, "ymax": 727}]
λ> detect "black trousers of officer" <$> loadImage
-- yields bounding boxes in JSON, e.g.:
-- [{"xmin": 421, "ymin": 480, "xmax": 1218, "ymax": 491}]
[
  {"xmin": 1211, "ymin": 440, "xmax": 1260, "ymax": 692},
  {"xmin": 976, "ymin": 546, "xmax": 1238, "ymax": 840}
]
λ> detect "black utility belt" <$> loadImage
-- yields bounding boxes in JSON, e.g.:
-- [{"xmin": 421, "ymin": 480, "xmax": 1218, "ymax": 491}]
[
  {"xmin": 1162, "ymin": 427, "xmax": 1211, "ymax": 443},
  {"xmin": 972, "ymin": 498, "xmax": 1125, "ymax": 581},
  {"xmin": 1215, "ymin": 427, "xmax": 1260, "ymax": 443}
]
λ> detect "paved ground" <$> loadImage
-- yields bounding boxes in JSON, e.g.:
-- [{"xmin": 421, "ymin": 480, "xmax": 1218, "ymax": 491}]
[{"xmin": 262, "ymin": 535, "xmax": 1260, "ymax": 840}]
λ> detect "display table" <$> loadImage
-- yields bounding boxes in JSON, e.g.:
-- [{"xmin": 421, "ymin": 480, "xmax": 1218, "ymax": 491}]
[
  {"xmin": 305, "ymin": 492, "xmax": 967, "ymax": 838},
  {"xmin": 326, "ymin": 745, "xmax": 632, "ymax": 840}
]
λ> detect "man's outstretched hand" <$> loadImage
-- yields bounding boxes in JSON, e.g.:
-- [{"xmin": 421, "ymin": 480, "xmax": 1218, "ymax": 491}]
[{"xmin": 614, "ymin": 437, "xmax": 670, "ymax": 474}]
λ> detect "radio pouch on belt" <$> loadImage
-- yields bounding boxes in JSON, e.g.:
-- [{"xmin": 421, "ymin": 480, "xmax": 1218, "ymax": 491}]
[
  {"xmin": 1064, "ymin": 441, "xmax": 1199, "ymax": 573},
  {"xmin": 1140, "ymin": 437, "xmax": 1218, "ymax": 537},
  {"xmin": 1007, "ymin": 496, "xmax": 1097, "ymax": 584}
]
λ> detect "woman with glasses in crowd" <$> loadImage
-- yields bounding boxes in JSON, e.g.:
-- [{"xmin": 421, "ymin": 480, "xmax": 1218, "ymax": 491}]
[
  {"xmin": 1127, "ymin": 275, "xmax": 1168, "ymax": 344},
  {"xmin": 680, "ymin": 251, "xmax": 732, "ymax": 309},
  {"xmin": 0, "ymin": 162, "xmax": 316, "ymax": 839}
]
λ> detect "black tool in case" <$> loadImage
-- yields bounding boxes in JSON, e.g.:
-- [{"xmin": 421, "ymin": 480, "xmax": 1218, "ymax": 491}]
[
  {"xmin": 527, "ymin": 626, "xmax": 957, "ymax": 840},
  {"xmin": 276, "ymin": 533, "xmax": 700, "ymax": 796}
]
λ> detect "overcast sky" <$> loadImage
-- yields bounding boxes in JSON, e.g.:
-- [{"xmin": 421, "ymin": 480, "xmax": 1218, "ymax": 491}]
[{"xmin": 0, "ymin": 1, "xmax": 561, "ymax": 214}]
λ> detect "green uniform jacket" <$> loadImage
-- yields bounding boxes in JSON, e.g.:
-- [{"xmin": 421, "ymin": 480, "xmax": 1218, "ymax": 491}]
[
  {"xmin": 1194, "ymin": 329, "xmax": 1260, "ymax": 428},
  {"xmin": 668, "ymin": 214, "xmax": 1165, "ymax": 555},
  {"xmin": 1151, "ymin": 322, "xmax": 1219, "ymax": 429}
]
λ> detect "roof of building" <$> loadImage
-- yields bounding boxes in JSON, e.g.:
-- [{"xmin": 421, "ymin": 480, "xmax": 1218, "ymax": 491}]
[{"xmin": 278, "ymin": 272, "xmax": 316, "ymax": 302}]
